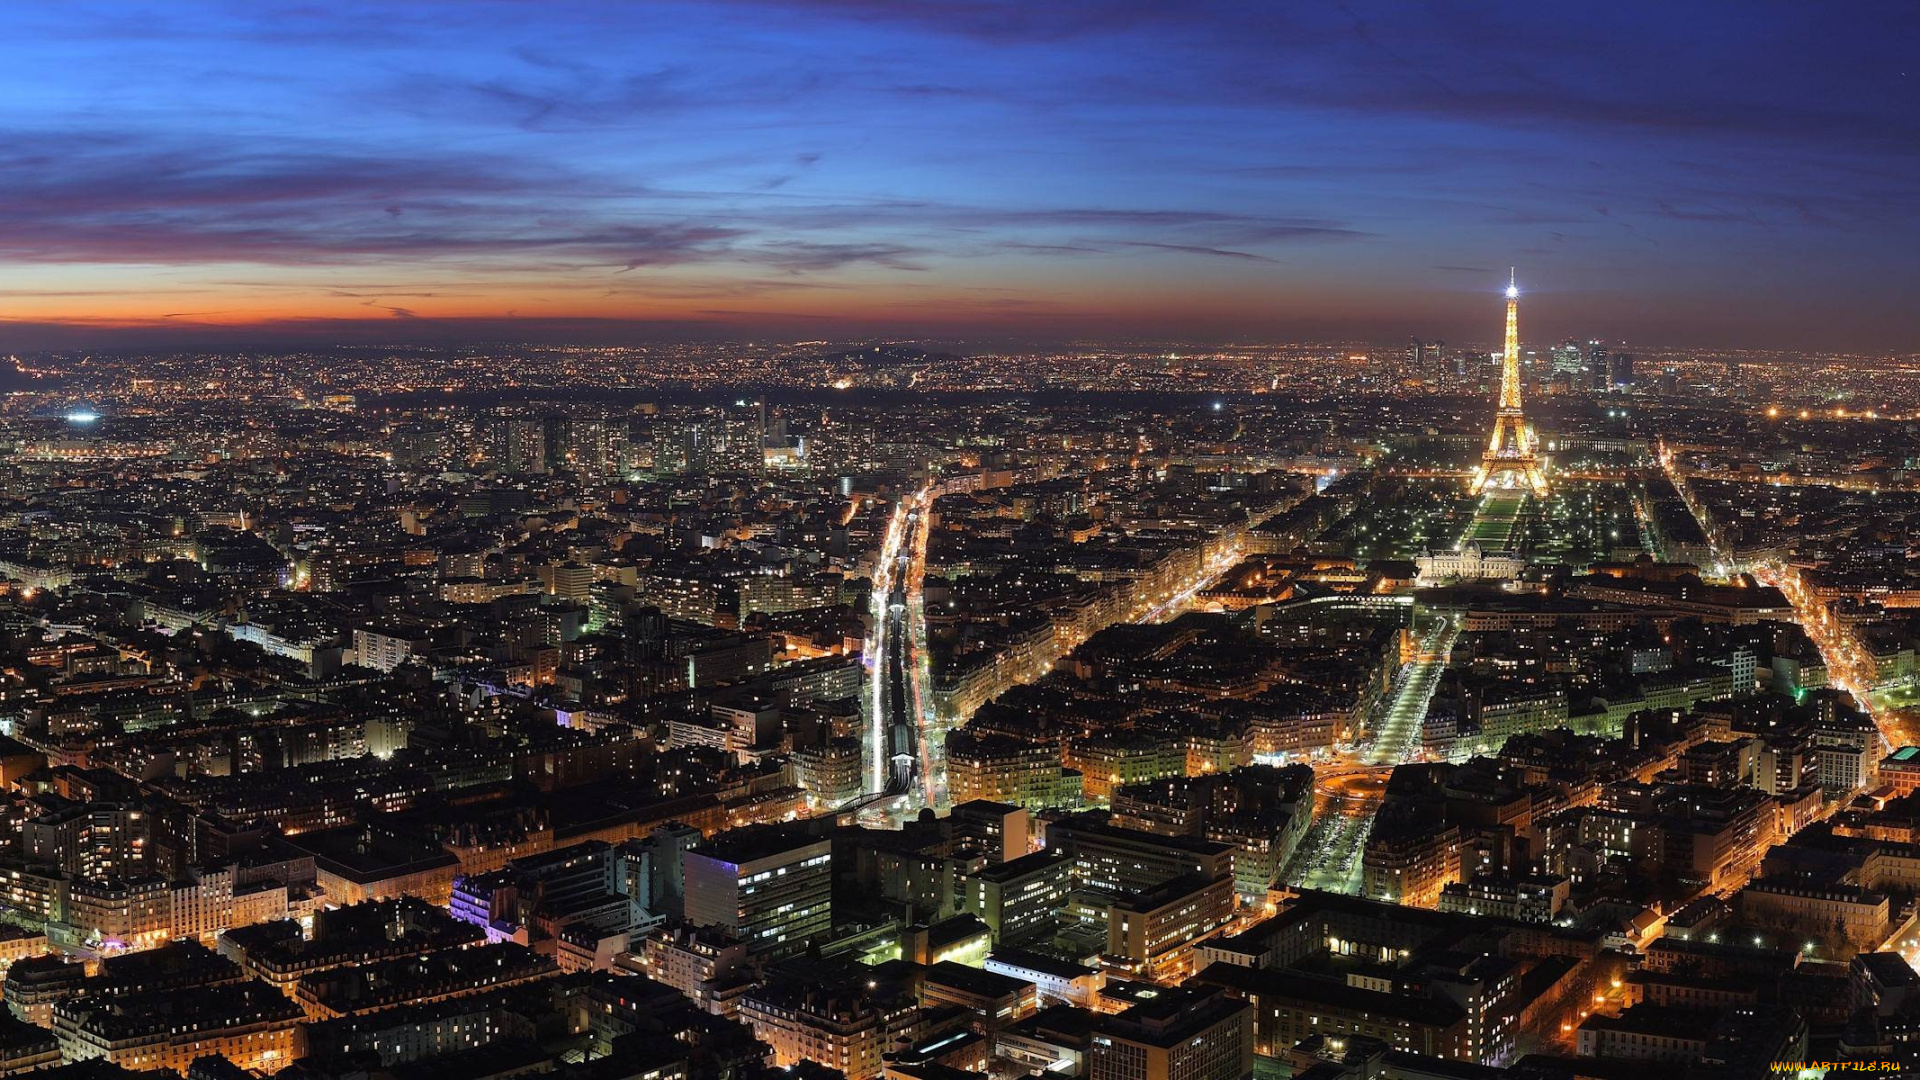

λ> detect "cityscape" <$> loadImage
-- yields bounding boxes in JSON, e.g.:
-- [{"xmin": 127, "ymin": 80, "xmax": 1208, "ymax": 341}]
[{"xmin": 1, "ymin": 5, "xmax": 1918, "ymax": 1080}]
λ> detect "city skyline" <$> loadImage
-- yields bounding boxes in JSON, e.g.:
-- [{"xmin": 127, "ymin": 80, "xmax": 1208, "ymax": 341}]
[
  {"xmin": 3, "ymin": 1, "xmax": 1918, "ymax": 352},
  {"xmin": 7, "ymin": 6, "xmax": 1920, "ymax": 1080}
]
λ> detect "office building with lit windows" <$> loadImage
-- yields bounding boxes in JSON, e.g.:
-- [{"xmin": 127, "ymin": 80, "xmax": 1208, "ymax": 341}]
[
  {"xmin": 1088, "ymin": 986, "xmax": 1251, "ymax": 1080},
  {"xmin": 683, "ymin": 824, "xmax": 831, "ymax": 958},
  {"xmin": 1106, "ymin": 873, "xmax": 1236, "ymax": 982},
  {"xmin": 1042, "ymin": 812, "xmax": 1236, "ymax": 895},
  {"xmin": 962, "ymin": 849, "xmax": 1071, "ymax": 947}
]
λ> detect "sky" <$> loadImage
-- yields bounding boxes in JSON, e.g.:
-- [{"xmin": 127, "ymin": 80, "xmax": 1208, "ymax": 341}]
[{"xmin": 1, "ymin": 0, "xmax": 1917, "ymax": 352}]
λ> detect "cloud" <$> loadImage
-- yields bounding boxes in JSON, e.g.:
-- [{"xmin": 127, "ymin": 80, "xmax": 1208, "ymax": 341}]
[
  {"xmin": 1116, "ymin": 242, "xmax": 1276, "ymax": 263},
  {"xmin": 0, "ymin": 288, "xmax": 210, "ymax": 298},
  {"xmin": 0, "ymin": 132, "xmax": 770, "ymax": 272},
  {"xmin": 1, "ymin": 1, "xmax": 1916, "ymax": 349},
  {"xmin": 691, "ymin": 308, "xmax": 837, "ymax": 320},
  {"xmin": 756, "ymin": 242, "xmax": 928, "ymax": 272},
  {"xmin": 0, "ymin": 125, "xmax": 1363, "ymax": 282},
  {"xmin": 716, "ymin": 0, "xmax": 1189, "ymax": 46},
  {"xmin": 996, "ymin": 242, "xmax": 1108, "ymax": 256},
  {"xmin": 1651, "ymin": 201, "xmax": 1752, "ymax": 224}
]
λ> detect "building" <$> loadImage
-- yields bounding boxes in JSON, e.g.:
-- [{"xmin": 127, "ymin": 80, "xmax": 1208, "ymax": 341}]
[
  {"xmin": 296, "ymin": 996, "xmax": 538, "ymax": 1067},
  {"xmin": 921, "ymin": 961, "xmax": 1038, "ymax": 1036},
  {"xmin": 0, "ymin": 925, "xmax": 47, "ymax": 980},
  {"xmin": 1738, "ymin": 878, "xmax": 1889, "ymax": 953},
  {"xmin": 1415, "ymin": 543, "xmax": 1527, "ymax": 585},
  {"xmin": 1606, "ymin": 350, "xmax": 1635, "ymax": 391},
  {"xmin": 984, "ymin": 949, "xmax": 1105, "ymax": 1009},
  {"xmin": 0, "ymin": 1013, "xmax": 59, "ymax": 1074},
  {"xmin": 1884, "ymin": 746, "xmax": 1920, "ymax": 797},
  {"xmin": 1816, "ymin": 711, "xmax": 1881, "ymax": 795},
  {"xmin": 738, "ymin": 986, "xmax": 919, "ymax": 1080},
  {"xmin": 962, "ymin": 850, "xmax": 1071, "ymax": 947},
  {"xmin": 625, "ymin": 925, "xmax": 753, "ymax": 1016},
  {"xmin": 1064, "ymin": 733, "xmax": 1185, "ymax": 803},
  {"xmin": 5, "ymin": 957, "xmax": 86, "ymax": 1027},
  {"xmin": 298, "ymin": 825, "xmax": 463, "ymax": 906},
  {"xmin": 948, "ymin": 732, "xmax": 1078, "ymax": 812},
  {"xmin": 615, "ymin": 825, "xmax": 703, "ymax": 923},
  {"xmin": 52, "ymin": 980, "xmax": 304, "ymax": 1073},
  {"xmin": 901, "ymin": 916, "xmax": 992, "ymax": 967},
  {"xmin": 1575, "ymin": 1004, "xmax": 1706, "ymax": 1063},
  {"xmin": 23, "ymin": 804, "xmax": 151, "ymax": 881},
  {"xmin": 1042, "ymin": 813, "xmax": 1236, "ymax": 896},
  {"xmin": 556, "ymin": 926, "xmax": 629, "ymax": 973},
  {"xmin": 1198, "ymin": 964, "xmax": 1468, "ymax": 1062},
  {"xmin": 1550, "ymin": 340, "xmax": 1584, "ymax": 378},
  {"xmin": 219, "ymin": 897, "xmax": 483, "ymax": 993},
  {"xmin": 1105, "ymin": 874, "xmax": 1236, "ymax": 982},
  {"xmin": 1436, "ymin": 875, "xmax": 1569, "ymax": 923},
  {"xmin": 712, "ymin": 701, "xmax": 782, "ymax": 758},
  {"xmin": 1089, "ymin": 987, "xmax": 1251, "ymax": 1080},
  {"xmin": 683, "ymin": 824, "xmax": 831, "ymax": 958},
  {"xmin": 1362, "ymin": 819, "xmax": 1464, "ymax": 908},
  {"xmin": 1108, "ymin": 766, "xmax": 1312, "ymax": 896},
  {"xmin": 1562, "ymin": 785, "xmax": 1769, "ymax": 890},
  {"xmin": 949, "ymin": 800, "xmax": 1031, "ymax": 863},
  {"xmin": 549, "ymin": 562, "xmax": 595, "ymax": 602},
  {"xmin": 794, "ymin": 738, "xmax": 863, "ymax": 808},
  {"xmin": 494, "ymin": 416, "xmax": 549, "ymax": 474},
  {"xmin": 562, "ymin": 416, "xmax": 628, "ymax": 480},
  {"xmin": 352, "ymin": 626, "xmax": 427, "ymax": 672},
  {"xmin": 997, "ymin": 1004, "xmax": 1101, "ymax": 1077},
  {"xmin": 294, "ymin": 943, "xmax": 558, "ymax": 1019},
  {"xmin": 450, "ymin": 840, "xmax": 625, "ymax": 946}
]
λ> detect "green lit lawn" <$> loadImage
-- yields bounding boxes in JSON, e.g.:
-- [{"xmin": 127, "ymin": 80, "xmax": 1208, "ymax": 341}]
[
  {"xmin": 1875, "ymin": 684, "xmax": 1920, "ymax": 710},
  {"xmin": 1464, "ymin": 493, "xmax": 1526, "ymax": 548}
]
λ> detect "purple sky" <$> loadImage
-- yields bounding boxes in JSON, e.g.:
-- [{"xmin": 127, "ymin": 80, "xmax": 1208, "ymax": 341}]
[{"xmin": 2, "ymin": 1, "xmax": 1917, "ymax": 351}]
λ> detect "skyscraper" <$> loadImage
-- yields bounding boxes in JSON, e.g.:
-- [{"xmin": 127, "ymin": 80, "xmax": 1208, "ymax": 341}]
[
  {"xmin": 494, "ymin": 416, "xmax": 549, "ymax": 474},
  {"xmin": 709, "ymin": 402, "xmax": 767, "ymax": 473},
  {"xmin": 652, "ymin": 418, "xmax": 698, "ymax": 475},
  {"xmin": 1607, "ymin": 350, "xmax": 1635, "ymax": 391},
  {"xmin": 1550, "ymin": 340, "xmax": 1584, "ymax": 378},
  {"xmin": 654, "ymin": 406, "xmax": 766, "ymax": 475},
  {"xmin": 564, "ymin": 415, "xmax": 627, "ymax": 480},
  {"xmin": 1587, "ymin": 340, "xmax": 1611, "ymax": 391}
]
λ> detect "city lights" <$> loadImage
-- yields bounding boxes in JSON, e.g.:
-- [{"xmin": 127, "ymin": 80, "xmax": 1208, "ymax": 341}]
[{"xmin": 0, "ymin": 3, "xmax": 1908, "ymax": 1077}]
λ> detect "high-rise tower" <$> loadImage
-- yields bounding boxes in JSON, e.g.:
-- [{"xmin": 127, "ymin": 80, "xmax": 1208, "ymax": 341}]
[{"xmin": 1469, "ymin": 269, "xmax": 1548, "ymax": 496}]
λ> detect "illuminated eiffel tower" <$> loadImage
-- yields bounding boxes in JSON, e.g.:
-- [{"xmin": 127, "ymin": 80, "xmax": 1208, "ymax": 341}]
[{"xmin": 1469, "ymin": 269, "xmax": 1548, "ymax": 496}]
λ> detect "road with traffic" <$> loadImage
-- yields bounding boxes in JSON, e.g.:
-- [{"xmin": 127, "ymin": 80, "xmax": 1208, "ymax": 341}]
[{"xmin": 1284, "ymin": 612, "xmax": 1459, "ymax": 893}]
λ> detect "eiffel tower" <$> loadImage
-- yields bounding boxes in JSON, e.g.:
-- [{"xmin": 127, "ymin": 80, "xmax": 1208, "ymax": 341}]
[{"xmin": 1469, "ymin": 269, "xmax": 1548, "ymax": 496}]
